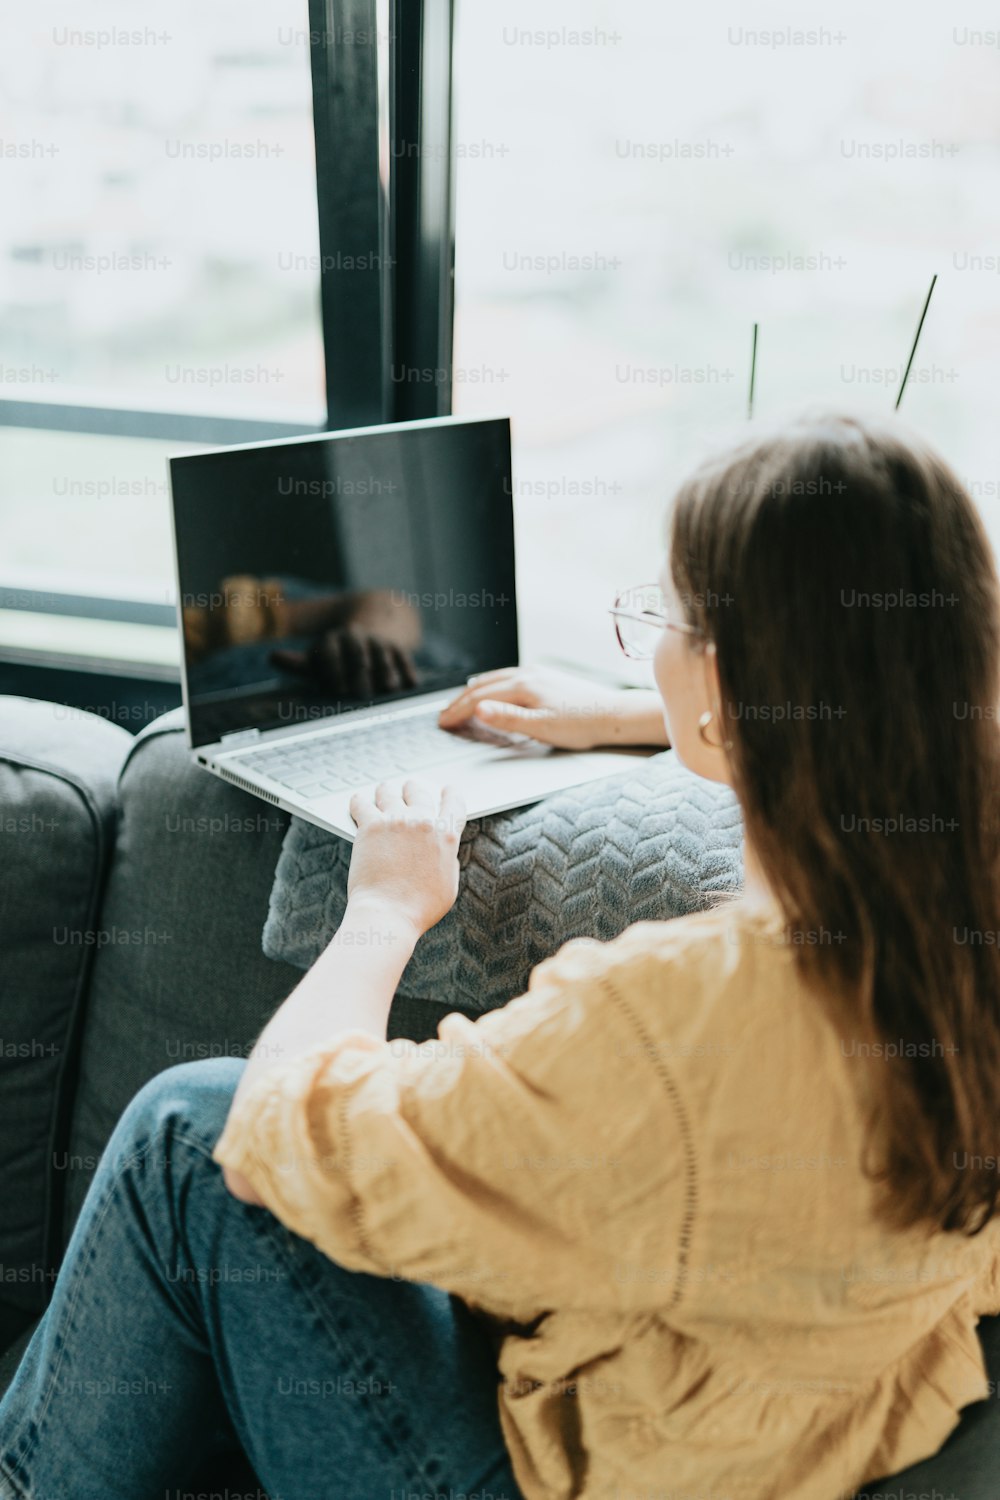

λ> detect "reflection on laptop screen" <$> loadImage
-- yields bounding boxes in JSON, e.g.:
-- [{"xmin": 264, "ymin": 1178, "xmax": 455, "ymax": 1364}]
[{"xmin": 170, "ymin": 417, "xmax": 518, "ymax": 749}]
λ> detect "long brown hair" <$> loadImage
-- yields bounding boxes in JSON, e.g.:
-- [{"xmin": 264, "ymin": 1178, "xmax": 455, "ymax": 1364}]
[{"xmin": 670, "ymin": 411, "xmax": 1000, "ymax": 1234}]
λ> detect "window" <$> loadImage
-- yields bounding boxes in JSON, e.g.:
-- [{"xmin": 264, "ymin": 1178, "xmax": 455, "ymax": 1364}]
[
  {"xmin": 1, "ymin": 0, "xmax": 455, "ymax": 691},
  {"xmin": 1, "ymin": 0, "xmax": 326, "ymax": 630},
  {"xmin": 4, "ymin": 0, "xmax": 325, "ymax": 420},
  {"xmin": 452, "ymin": 0, "xmax": 1000, "ymax": 679}
]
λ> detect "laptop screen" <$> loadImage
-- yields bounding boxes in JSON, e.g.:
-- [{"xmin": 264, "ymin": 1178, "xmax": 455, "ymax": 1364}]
[{"xmin": 170, "ymin": 417, "xmax": 518, "ymax": 749}]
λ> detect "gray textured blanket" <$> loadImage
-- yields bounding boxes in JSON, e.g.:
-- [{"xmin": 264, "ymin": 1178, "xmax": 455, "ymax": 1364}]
[{"xmin": 263, "ymin": 751, "xmax": 744, "ymax": 1014}]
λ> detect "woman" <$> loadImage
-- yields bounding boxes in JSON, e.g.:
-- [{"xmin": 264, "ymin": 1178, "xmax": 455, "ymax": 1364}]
[{"xmin": 2, "ymin": 411, "xmax": 999, "ymax": 1500}]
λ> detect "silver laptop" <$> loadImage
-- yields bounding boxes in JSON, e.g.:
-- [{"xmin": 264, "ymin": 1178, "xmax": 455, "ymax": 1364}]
[{"xmin": 169, "ymin": 415, "xmax": 646, "ymax": 841}]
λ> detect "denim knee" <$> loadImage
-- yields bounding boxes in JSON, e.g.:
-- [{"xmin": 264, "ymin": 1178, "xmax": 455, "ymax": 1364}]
[{"xmin": 107, "ymin": 1057, "xmax": 247, "ymax": 1171}]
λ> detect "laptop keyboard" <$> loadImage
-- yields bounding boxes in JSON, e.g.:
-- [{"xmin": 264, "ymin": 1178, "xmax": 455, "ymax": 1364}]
[{"xmin": 236, "ymin": 709, "xmax": 518, "ymax": 801}]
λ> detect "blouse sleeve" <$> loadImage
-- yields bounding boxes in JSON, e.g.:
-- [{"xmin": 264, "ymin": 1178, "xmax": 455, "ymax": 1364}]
[
  {"xmin": 971, "ymin": 1245, "xmax": 1000, "ymax": 1318},
  {"xmin": 212, "ymin": 935, "xmax": 677, "ymax": 1311}
]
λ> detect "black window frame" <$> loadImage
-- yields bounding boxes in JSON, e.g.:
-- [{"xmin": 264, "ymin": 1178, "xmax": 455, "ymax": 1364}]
[{"xmin": 0, "ymin": 0, "xmax": 457, "ymax": 690}]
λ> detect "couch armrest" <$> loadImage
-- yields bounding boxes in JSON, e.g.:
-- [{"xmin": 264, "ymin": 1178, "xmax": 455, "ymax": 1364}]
[{"xmin": 0, "ymin": 697, "xmax": 130, "ymax": 1317}]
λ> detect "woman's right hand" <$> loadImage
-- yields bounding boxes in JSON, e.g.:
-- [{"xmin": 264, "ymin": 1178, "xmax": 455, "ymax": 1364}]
[{"xmin": 438, "ymin": 666, "xmax": 669, "ymax": 751}]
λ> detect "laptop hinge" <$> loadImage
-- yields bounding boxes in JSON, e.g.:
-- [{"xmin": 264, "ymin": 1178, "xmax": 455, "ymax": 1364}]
[{"xmin": 220, "ymin": 727, "xmax": 262, "ymax": 748}]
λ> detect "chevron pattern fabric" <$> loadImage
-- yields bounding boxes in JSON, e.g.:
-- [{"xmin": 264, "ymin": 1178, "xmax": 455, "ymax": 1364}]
[{"xmin": 262, "ymin": 751, "xmax": 745, "ymax": 1014}]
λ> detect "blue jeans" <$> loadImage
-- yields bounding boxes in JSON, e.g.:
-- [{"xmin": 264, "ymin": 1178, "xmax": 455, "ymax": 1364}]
[{"xmin": 0, "ymin": 1059, "xmax": 522, "ymax": 1500}]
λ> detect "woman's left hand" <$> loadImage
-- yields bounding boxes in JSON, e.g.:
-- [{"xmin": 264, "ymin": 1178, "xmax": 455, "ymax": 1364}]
[{"xmin": 347, "ymin": 780, "xmax": 467, "ymax": 938}]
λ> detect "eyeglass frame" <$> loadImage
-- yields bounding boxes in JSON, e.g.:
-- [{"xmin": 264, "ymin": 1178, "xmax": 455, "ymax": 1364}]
[{"xmin": 608, "ymin": 584, "xmax": 706, "ymax": 661}]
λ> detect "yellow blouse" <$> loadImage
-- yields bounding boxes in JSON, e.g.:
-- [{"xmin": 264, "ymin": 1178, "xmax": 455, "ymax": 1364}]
[{"xmin": 213, "ymin": 903, "xmax": 1000, "ymax": 1500}]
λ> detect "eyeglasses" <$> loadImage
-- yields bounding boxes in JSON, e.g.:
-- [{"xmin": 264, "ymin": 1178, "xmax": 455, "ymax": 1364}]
[{"xmin": 609, "ymin": 583, "xmax": 702, "ymax": 661}]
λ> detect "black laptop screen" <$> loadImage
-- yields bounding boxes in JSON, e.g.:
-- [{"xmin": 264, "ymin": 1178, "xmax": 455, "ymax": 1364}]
[{"xmin": 170, "ymin": 418, "xmax": 518, "ymax": 748}]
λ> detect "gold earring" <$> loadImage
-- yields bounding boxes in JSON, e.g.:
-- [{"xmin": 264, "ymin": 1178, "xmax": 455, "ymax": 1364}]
[{"xmin": 698, "ymin": 709, "xmax": 733, "ymax": 751}]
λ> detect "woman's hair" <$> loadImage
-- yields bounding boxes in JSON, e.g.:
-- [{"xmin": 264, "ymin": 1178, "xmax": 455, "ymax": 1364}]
[{"xmin": 670, "ymin": 411, "xmax": 1000, "ymax": 1235}]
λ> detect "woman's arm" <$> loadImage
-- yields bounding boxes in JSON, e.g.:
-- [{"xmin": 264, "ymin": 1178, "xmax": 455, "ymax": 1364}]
[
  {"xmin": 222, "ymin": 898, "xmax": 419, "ymax": 1203},
  {"xmin": 221, "ymin": 780, "xmax": 464, "ymax": 1203},
  {"xmin": 438, "ymin": 667, "xmax": 669, "ymax": 750},
  {"xmin": 212, "ymin": 923, "xmax": 684, "ymax": 1304},
  {"xmin": 599, "ymin": 688, "xmax": 670, "ymax": 748}
]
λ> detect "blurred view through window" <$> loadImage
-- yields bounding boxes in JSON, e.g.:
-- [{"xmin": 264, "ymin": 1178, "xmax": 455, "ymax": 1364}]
[
  {"xmin": 0, "ymin": 0, "xmax": 323, "ymax": 606},
  {"xmin": 452, "ymin": 0, "xmax": 1000, "ymax": 678},
  {"xmin": 5, "ymin": 0, "xmax": 1000, "ymax": 670}
]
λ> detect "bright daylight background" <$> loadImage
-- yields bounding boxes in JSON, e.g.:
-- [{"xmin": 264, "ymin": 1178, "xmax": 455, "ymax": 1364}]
[{"xmin": 3, "ymin": 0, "xmax": 1000, "ymax": 680}]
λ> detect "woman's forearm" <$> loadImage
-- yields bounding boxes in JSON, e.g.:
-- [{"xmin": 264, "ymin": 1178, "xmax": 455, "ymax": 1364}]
[
  {"xmin": 221, "ymin": 895, "xmax": 419, "ymax": 1202},
  {"xmin": 602, "ymin": 689, "xmax": 670, "ymax": 748}
]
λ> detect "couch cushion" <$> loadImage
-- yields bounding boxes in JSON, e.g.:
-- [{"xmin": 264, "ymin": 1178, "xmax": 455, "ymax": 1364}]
[
  {"xmin": 0, "ymin": 697, "xmax": 130, "ymax": 1315},
  {"xmin": 264, "ymin": 752, "xmax": 744, "ymax": 1010},
  {"xmin": 64, "ymin": 714, "xmax": 449, "ymax": 1238},
  {"xmin": 0, "ymin": 1316, "xmax": 38, "ymax": 1399}
]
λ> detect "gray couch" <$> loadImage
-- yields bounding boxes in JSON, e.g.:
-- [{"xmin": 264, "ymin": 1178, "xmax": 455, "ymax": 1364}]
[{"xmin": 1, "ymin": 694, "xmax": 997, "ymax": 1498}]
